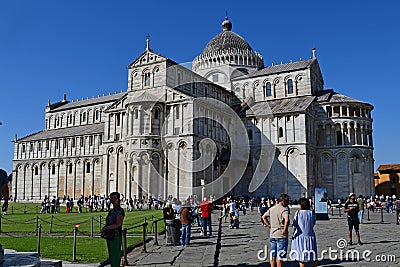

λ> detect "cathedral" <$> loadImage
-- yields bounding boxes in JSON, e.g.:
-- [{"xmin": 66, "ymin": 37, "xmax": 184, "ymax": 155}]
[{"xmin": 11, "ymin": 17, "xmax": 374, "ymax": 202}]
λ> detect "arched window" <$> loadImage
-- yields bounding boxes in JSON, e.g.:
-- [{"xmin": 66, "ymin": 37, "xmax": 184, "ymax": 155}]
[
  {"xmin": 287, "ymin": 79, "xmax": 294, "ymax": 94},
  {"xmin": 86, "ymin": 162, "xmax": 90, "ymax": 173},
  {"xmin": 68, "ymin": 163, "xmax": 73, "ymax": 174},
  {"xmin": 265, "ymin": 82, "xmax": 272, "ymax": 97},
  {"xmin": 278, "ymin": 127, "xmax": 284, "ymax": 138},
  {"xmin": 116, "ymin": 113, "xmax": 121, "ymax": 126},
  {"xmin": 51, "ymin": 164, "xmax": 56, "ymax": 175},
  {"xmin": 95, "ymin": 110, "xmax": 100, "ymax": 121},
  {"xmin": 82, "ymin": 112, "xmax": 87, "ymax": 122},
  {"xmin": 175, "ymin": 105, "xmax": 180, "ymax": 119},
  {"xmin": 35, "ymin": 166, "xmax": 38, "ymax": 175},
  {"xmin": 336, "ymin": 131, "xmax": 343, "ymax": 145},
  {"xmin": 134, "ymin": 109, "xmax": 139, "ymax": 119},
  {"xmin": 154, "ymin": 109, "xmax": 159, "ymax": 120},
  {"xmin": 144, "ymin": 73, "xmax": 151, "ymax": 87}
]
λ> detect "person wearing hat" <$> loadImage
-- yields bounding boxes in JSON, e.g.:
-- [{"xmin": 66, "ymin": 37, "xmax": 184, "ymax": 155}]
[
  {"xmin": 0, "ymin": 168, "xmax": 9, "ymax": 214},
  {"xmin": 344, "ymin": 193, "xmax": 363, "ymax": 245}
]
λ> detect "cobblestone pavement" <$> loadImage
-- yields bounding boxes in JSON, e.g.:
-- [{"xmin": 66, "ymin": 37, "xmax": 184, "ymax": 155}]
[
  {"xmin": 124, "ymin": 215, "xmax": 220, "ymax": 267},
  {"xmin": 125, "ymin": 207, "xmax": 400, "ymax": 267}
]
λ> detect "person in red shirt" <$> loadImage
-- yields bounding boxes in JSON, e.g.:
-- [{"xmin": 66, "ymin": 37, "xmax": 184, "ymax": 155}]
[{"xmin": 199, "ymin": 197, "xmax": 213, "ymax": 237}]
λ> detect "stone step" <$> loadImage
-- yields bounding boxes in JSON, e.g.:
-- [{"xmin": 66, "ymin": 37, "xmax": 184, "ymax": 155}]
[
  {"xmin": 3, "ymin": 249, "xmax": 41, "ymax": 267},
  {"xmin": 40, "ymin": 259, "xmax": 63, "ymax": 267}
]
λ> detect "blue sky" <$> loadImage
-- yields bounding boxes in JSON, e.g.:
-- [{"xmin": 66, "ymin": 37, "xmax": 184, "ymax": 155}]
[{"xmin": 0, "ymin": 1, "xmax": 399, "ymax": 174}]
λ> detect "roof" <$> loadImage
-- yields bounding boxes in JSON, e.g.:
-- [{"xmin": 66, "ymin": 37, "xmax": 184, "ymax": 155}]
[
  {"xmin": 316, "ymin": 90, "xmax": 371, "ymax": 105},
  {"xmin": 129, "ymin": 91, "xmax": 161, "ymax": 103},
  {"xmin": 245, "ymin": 95, "xmax": 315, "ymax": 116},
  {"xmin": 377, "ymin": 164, "xmax": 400, "ymax": 172},
  {"xmin": 202, "ymin": 30, "xmax": 253, "ymax": 55},
  {"xmin": 50, "ymin": 92, "xmax": 126, "ymax": 112},
  {"xmin": 235, "ymin": 59, "xmax": 316, "ymax": 80},
  {"xmin": 17, "ymin": 123, "xmax": 105, "ymax": 142}
]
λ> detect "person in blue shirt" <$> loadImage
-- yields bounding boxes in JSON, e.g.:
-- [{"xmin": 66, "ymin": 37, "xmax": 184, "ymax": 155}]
[{"xmin": 0, "ymin": 169, "xmax": 9, "ymax": 213}]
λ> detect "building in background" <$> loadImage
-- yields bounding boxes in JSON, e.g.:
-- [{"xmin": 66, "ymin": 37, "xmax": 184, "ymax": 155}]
[
  {"xmin": 375, "ymin": 164, "xmax": 400, "ymax": 196},
  {"xmin": 12, "ymin": 17, "xmax": 374, "ymax": 201}
]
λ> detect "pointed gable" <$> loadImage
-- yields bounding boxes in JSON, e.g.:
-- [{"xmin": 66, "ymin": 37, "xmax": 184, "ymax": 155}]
[{"xmin": 127, "ymin": 49, "xmax": 170, "ymax": 69}]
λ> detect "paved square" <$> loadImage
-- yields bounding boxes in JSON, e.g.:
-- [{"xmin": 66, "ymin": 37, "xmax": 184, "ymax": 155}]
[{"xmin": 127, "ymin": 208, "xmax": 400, "ymax": 267}]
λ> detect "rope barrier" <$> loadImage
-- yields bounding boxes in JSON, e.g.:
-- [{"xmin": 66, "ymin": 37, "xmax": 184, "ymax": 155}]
[{"xmin": 1, "ymin": 217, "xmax": 36, "ymax": 224}]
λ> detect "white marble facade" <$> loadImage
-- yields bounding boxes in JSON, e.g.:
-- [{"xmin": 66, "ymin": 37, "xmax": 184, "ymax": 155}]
[{"xmin": 12, "ymin": 17, "xmax": 374, "ymax": 202}]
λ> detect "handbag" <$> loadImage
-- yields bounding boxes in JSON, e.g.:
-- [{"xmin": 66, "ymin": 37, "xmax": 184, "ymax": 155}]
[
  {"xmin": 291, "ymin": 211, "xmax": 299, "ymax": 240},
  {"xmin": 101, "ymin": 228, "xmax": 116, "ymax": 241}
]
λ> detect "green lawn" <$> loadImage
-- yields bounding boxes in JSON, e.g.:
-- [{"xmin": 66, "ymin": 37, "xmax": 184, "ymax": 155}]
[{"xmin": 0, "ymin": 202, "xmax": 164, "ymax": 263}]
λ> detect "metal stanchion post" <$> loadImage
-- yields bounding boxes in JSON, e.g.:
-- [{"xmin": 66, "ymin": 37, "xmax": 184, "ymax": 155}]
[
  {"xmin": 381, "ymin": 208, "xmax": 384, "ymax": 223},
  {"xmin": 154, "ymin": 220, "xmax": 159, "ymax": 246},
  {"xmin": 73, "ymin": 226, "xmax": 77, "ymax": 261},
  {"xmin": 338, "ymin": 205, "xmax": 341, "ymax": 217},
  {"xmin": 37, "ymin": 224, "xmax": 41, "ymax": 256},
  {"xmin": 142, "ymin": 222, "xmax": 148, "ymax": 253},
  {"xmin": 122, "ymin": 229, "xmax": 128, "ymax": 266},
  {"xmin": 367, "ymin": 208, "xmax": 370, "ymax": 221}
]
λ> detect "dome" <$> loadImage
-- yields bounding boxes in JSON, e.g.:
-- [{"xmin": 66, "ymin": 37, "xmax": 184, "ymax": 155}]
[
  {"xmin": 202, "ymin": 31, "xmax": 253, "ymax": 55},
  {"xmin": 192, "ymin": 16, "xmax": 264, "ymax": 73},
  {"xmin": 201, "ymin": 17, "xmax": 253, "ymax": 56}
]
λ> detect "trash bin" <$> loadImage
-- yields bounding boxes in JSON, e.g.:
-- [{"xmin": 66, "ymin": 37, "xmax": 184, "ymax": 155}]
[{"xmin": 165, "ymin": 219, "xmax": 181, "ymax": 245}]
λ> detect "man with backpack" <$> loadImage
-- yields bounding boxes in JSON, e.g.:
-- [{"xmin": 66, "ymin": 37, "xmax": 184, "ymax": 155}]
[{"xmin": 179, "ymin": 201, "xmax": 192, "ymax": 247}]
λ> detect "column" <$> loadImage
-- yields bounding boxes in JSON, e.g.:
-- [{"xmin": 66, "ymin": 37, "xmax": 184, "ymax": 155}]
[
  {"xmin": 164, "ymin": 151, "xmax": 168, "ymax": 201},
  {"xmin": 138, "ymin": 108, "xmax": 143, "ymax": 134},
  {"xmin": 30, "ymin": 167, "xmax": 34, "ymax": 200},
  {"xmin": 349, "ymin": 158, "xmax": 354, "ymax": 193},
  {"xmin": 332, "ymin": 158, "xmax": 337, "ymax": 199},
  {"xmin": 91, "ymin": 162, "xmax": 95, "ymax": 196},
  {"xmin": 341, "ymin": 123, "xmax": 345, "ymax": 145},
  {"xmin": 127, "ymin": 159, "xmax": 132, "ymax": 199},
  {"xmin": 104, "ymin": 154, "xmax": 109, "ymax": 195},
  {"xmin": 39, "ymin": 165, "xmax": 43, "ymax": 200},
  {"xmin": 148, "ymin": 108, "xmax": 153, "ymax": 134},
  {"xmin": 115, "ymin": 151, "xmax": 119, "ymax": 192}
]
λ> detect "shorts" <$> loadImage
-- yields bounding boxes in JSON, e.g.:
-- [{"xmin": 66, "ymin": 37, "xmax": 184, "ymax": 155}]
[
  {"xmin": 347, "ymin": 217, "xmax": 359, "ymax": 231},
  {"xmin": 270, "ymin": 237, "xmax": 288, "ymax": 259}
]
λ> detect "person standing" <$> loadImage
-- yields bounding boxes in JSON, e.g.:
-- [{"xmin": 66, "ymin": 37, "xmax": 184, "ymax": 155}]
[
  {"xmin": 344, "ymin": 193, "xmax": 362, "ymax": 245},
  {"xmin": 179, "ymin": 201, "xmax": 192, "ymax": 247},
  {"xmin": 199, "ymin": 197, "xmax": 213, "ymax": 237},
  {"xmin": 258, "ymin": 197, "xmax": 268, "ymax": 226},
  {"xmin": 163, "ymin": 201, "xmax": 175, "ymax": 220},
  {"xmin": 0, "ymin": 169, "xmax": 9, "ymax": 214},
  {"xmin": 357, "ymin": 195, "xmax": 366, "ymax": 223},
  {"xmin": 262, "ymin": 193, "xmax": 290, "ymax": 267},
  {"xmin": 102, "ymin": 192, "xmax": 125, "ymax": 267},
  {"xmin": 290, "ymin": 198, "xmax": 317, "ymax": 267},
  {"xmin": 393, "ymin": 197, "xmax": 400, "ymax": 225}
]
